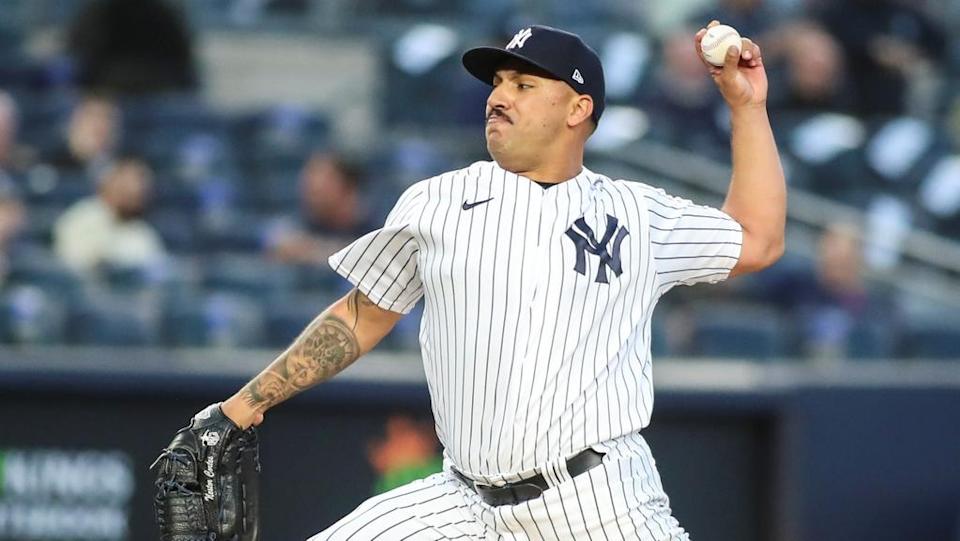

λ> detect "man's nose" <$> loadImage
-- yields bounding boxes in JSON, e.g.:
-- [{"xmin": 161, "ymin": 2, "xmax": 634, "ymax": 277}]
[{"xmin": 486, "ymin": 84, "xmax": 510, "ymax": 112}]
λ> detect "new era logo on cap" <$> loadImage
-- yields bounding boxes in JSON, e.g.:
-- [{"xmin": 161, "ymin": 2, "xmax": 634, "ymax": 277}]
[{"xmin": 462, "ymin": 24, "xmax": 606, "ymax": 123}]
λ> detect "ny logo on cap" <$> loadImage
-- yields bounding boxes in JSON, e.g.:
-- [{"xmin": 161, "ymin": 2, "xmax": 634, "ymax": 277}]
[{"xmin": 506, "ymin": 28, "xmax": 533, "ymax": 50}]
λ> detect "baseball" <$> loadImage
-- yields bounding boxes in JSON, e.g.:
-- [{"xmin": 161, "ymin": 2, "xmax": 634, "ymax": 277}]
[{"xmin": 700, "ymin": 24, "xmax": 742, "ymax": 67}]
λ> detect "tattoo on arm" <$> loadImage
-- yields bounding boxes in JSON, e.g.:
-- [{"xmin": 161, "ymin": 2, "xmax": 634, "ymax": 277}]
[
  {"xmin": 345, "ymin": 288, "xmax": 376, "ymax": 331},
  {"xmin": 238, "ymin": 292, "xmax": 372, "ymax": 410}
]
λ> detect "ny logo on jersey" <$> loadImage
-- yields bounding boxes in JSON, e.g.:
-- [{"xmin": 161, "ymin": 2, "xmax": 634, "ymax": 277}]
[
  {"xmin": 565, "ymin": 215, "xmax": 629, "ymax": 284},
  {"xmin": 506, "ymin": 28, "xmax": 533, "ymax": 50}
]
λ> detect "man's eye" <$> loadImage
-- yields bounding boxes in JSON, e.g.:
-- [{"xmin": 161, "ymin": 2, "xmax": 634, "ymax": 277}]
[{"xmin": 518, "ymin": 83, "xmax": 533, "ymax": 90}]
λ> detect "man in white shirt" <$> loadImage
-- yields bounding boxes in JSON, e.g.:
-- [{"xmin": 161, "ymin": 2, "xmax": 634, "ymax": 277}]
[{"xmin": 54, "ymin": 156, "xmax": 166, "ymax": 274}]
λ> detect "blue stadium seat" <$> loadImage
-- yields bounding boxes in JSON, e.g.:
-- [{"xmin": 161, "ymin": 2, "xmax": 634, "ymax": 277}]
[
  {"xmin": 21, "ymin": 169, "xmax": 93, "ymax": 207},
  {"xmin": 904, "ymin": 322, "xmax": 960, "ymax": 360},
  {"xmin": 202, "ymin": 253, "xmax": 296, "ymax": 300},
  {"xmin": 68, "ymin": 289, "xmax": 163, "ymax": 346},
  {"xmin": 164, "ymin": 291, "xmax": 266, "ymax": 348},
  {"xmin": 294, "ymin": 263, "xmax": 347, "ymax": 292},
  {"xmin": 382, "ymin": 302, "xmax": 422, "ymax": 351},
  {"xmin": 384, "ymin": 53, "xmax": 465, "ymax": 127},
  {"xmin": 20, "ymin": 203, "xmax": 63, "ymax": 245},
  {"xmin": 149, "ymin": 209, "xmax": 200, "ymax": 253},
  {"xmin": 231, "ymin": 106, "xmax": 330, "ymax": 167},
  {"xmin": 151, "ymin": 176, "xmax": 201, "ymax": 211},
  {"xmin": 199, "ymin": 214, "xmax": 270, "ymax": 253},
  {"xmin": 13, "ymin": 91, "xmax": 73, "ymax": 149},
  {"xmin": 0, "ymin": 285, "xmax": 67, "ymax": 344},
  {"xmin": 691, "ymin": 303, "xmax": 787, "ymax": 360},
  {"xmin": 650, "ymin": 312, "xmax": 671, "ymax": 357},
  {"xmin": 245, "ymin": 169, "xmax": 299, "ymax": 212},
  {"xmin": 6, "ymin": 245, "xmax": 83, "ymax": 299},
  {"xmin": 264, "ymin": 292, "xmax": 337, "ymax": 347},
  {"xmin": 121, "ymin": 94, "xmax": 226, "ymax": 134},
  {"xmin": 846, "ymin": 319, "xmax": 898, "ymax": 360}
]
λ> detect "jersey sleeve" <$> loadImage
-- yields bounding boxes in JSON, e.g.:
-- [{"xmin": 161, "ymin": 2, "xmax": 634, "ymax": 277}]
[
  {"xmin": 328, "ymin": 183, "xmax": 425, "ymax": 314},
  {"xmin": 643, "ymin": 187, "xmax": 743, "ymax": 289}
]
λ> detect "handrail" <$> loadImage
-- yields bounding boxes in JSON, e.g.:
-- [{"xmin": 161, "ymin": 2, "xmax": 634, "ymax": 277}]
[
  {"xmin": 603, "ymin": 139, "xmax": 960, "ymax": 274},
  {"xmin": 594, "ymin": 139, "xmax": 960, "ymax": 307}
]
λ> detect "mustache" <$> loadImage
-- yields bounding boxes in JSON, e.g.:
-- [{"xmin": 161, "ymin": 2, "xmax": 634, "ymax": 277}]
[{"xmin": 486, "ymin": 108, "xmax": 512, "ymax": 123}]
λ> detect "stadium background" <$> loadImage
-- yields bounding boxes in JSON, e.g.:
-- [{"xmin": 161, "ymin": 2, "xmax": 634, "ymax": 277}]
[{"xmin": 1, "ymin": 0, "xmax": 959, "ymax": 540}]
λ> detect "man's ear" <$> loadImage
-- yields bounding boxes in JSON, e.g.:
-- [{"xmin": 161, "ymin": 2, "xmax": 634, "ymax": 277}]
[{"xmin": 568, "ymin": 94, "xmax": 594, "ymax": 129}]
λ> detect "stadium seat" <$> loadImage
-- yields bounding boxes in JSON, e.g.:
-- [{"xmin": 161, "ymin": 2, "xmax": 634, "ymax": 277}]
[
  {"xmin": 691, "ymin": 302, "xmax": 787, "ymax": 360},
  {"xmin": 252, "ymin": 170, "xmax": 300, "ymax": 212},
  {"xmin": 121, "ymin": 94, "xmax": 225, "ymax": 133},
  {"xmin": 846, "ymin": 319, "xmax": 898, "ymax": 360},
  {"xmin": 6, "ymin": 245, "xmax": 83, "ymax": 298},
  {"xmin": 649, "ymin": 312, "xmax": 671, "ymax": 357},
  {"xmin": 199, "ymin": 215, "xmax": 270, "ymax": 253},
  {"xmin": 151, "ymin": 176, "xmax": 201, "ymax": 211},
  {"xmin": 0, "ymin": 285, "xmax": 67, "ymax": 344},
  {"xmin": 149, "ymin": 209, "xmax": 200, "ymax": 253},
  {"xmin": 20, "ymin": 203, "xmax": 63, "ymax": 245},
  {"xmin": 21, "ymin": 169, "xmax": 93, "ymax": 207},
  {"xmin": 231, "ymin": 106, "xmax": 330, "ymax": 167},
  {"xmin": 264, "ymin": 292, "xmax": 338, "ymax": 347},
  {"xmin": 383, "ymin": 302, "xmax": 422, "ymax": 351},
  {"xmin": 904, "ymin": 321, "xmax": 960, "ymax": 360},
  {"xmin": 163, "ymin": 291, "xmax": 266, "ymax": 348},
  {"xmin": 203, "ymin": 252, "xmax": 296, "ymax": 299},
  {"xmin": 294, "ymin": 263, "xmax": 347, "ymax": 292},
  {"xmin": 68, "ymin": 289, "xmax": 163, "ymax": 346},
  {"xmin": 13, "ymin": 91, "xmax": 73, "ymax": 149}
]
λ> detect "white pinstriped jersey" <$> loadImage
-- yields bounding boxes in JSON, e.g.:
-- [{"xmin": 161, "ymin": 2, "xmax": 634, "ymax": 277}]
[{"xmin": 329, "ymin": 160, "xmax": 742, "ymax": 482}]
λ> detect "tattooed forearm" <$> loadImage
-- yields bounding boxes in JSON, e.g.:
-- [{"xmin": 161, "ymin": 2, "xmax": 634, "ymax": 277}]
[
  {"xmin": 345, "ymin": 288, "xmax": 376, "ymax": 331},
  {"xmin": 239, "ymin": 313, "xmax": 360, "ymax": 411}
]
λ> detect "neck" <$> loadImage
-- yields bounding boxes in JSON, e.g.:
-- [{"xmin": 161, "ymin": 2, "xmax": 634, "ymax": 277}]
[{"xmin": 500, "ymin": 144, "xmax": 585, "ymax": 184}]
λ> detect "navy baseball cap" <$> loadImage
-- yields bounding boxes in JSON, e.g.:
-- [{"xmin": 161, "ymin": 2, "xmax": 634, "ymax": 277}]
[{"xmin": 462, "ymin": 25, "xmax": 605, "ymax": 124}]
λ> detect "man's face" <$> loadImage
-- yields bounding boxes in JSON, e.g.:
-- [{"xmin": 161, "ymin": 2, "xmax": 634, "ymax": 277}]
[
  {"xmin": 101, "ymin": 162, "xmax": 151, "ymax": 220},
  {"xmin": 301, "ymin": 156, "xmax": 357, "ymax": 228},
  {"xmin": 484, "ymin": 62, "xmax": 578, "ymax": 168},
  {"xmin": 69, "ymin": 98, "xmax": 119, "ymax": 160}
]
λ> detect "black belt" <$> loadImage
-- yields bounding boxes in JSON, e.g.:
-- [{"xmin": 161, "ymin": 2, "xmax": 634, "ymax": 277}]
[{"xmin": 451, "ymin": 448, "xmax": 605, "ymax": 507}]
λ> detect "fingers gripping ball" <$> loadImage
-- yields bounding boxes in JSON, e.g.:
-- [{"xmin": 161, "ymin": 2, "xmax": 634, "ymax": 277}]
[
  {"xmin": 152, "ymin": 403, "xmax": 261, "ymax": 541},
  {"xmin": 701, "ymin": 24, "xmax": 742, "ymax": 67}
]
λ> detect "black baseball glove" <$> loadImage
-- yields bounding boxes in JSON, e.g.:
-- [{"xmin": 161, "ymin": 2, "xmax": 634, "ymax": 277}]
[{"xmin": 151, "ymin": 403, "xmax": 261, "ymax": 541}]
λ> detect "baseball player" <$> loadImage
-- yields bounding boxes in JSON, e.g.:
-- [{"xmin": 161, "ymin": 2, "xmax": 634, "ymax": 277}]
[{"xmin": 191, "ymin": 21, "xmax": 784, "ymax": 540}]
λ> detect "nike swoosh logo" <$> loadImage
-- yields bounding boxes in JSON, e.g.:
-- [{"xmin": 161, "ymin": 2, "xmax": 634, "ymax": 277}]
[{"xmin": 462, "ymin": 197, "xmax": 494, "ymax": 210}]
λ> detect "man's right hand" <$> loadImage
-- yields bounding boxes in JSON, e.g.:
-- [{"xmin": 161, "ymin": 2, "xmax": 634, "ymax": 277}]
[{"xmin": 221, "ymin": 396, "xmax": 265, "ymax": 430}]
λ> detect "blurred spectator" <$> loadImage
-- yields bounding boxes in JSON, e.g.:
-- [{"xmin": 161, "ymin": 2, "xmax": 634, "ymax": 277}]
[
  {"xmin": 817, "ymin": 0, "xmax": 947, "ymax": 117},
  {"xmin": 637, "ymin": 27, "xmax": 727, "ymax": 158},
  {"xmin": 760, "ymin": 222, "xmax": 899, "ymax": 360},
  {"xmin": 53, "ymin": 157, "xmax": 166, "ymax": 274},
  {"xmin": 0, "ymin": 179, "xmax": 26, "ymax": 285},
  {"xmin": 367, "ymin": 415, "xmax": 442, "ymax": 495},
  {"xmin": 0, "ymin": 91, "xmax": 33, "ymax": 182},
  {"xmin": 264, "ymin": 151, "xmax": 376, "ymax": 265},
  {"xmin": 67, "ymin": 0, "xmax": 198, "ymax": 95},
  {"xmin": 768, "ymin": 22, "xmax": 852, "ymax": 114},
  {"xmin": 42, "ymin": 95, "xmax": 120, "ymax": 179}
]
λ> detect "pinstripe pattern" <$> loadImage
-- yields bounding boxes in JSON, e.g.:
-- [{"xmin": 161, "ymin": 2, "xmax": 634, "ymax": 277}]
[
  {"xmin": 325, "ymin": 161, "xmax": 741, "ymax": 539},
  {"xmin": 311, "ymin": 433, "xmax": 688, "ymax": 540}
]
